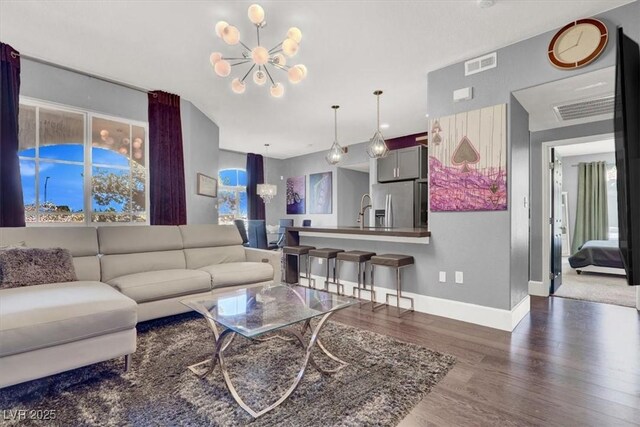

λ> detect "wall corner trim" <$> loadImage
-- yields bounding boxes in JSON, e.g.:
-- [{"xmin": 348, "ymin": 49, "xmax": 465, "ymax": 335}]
[{"xmin": 528, "ymin": 280, "xmax": 548, "ymax": 297}]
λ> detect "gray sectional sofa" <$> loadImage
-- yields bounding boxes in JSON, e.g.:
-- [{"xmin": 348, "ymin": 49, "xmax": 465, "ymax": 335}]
[{"xmin": 0, "ymin": 224, "xmax": 281, "ymax": 388}]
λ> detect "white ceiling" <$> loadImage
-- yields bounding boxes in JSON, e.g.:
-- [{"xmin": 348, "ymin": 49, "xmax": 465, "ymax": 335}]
[
  {"xmin": 555, "ymin": 138, "xmax": 615, "ymax": 157},
  {"xmin": 0, "ymin": 0, "xmax": 633, "ymax": 158},
  {"xmin": 513, "ymin": 66, "xmax": 615, "ymax": 132}
]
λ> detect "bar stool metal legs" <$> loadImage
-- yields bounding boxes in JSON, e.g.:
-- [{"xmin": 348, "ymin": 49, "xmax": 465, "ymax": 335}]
[
  {"xmin": 383, "ymin": 266, "xmax": 414, "ymax": 316},
  {"xmin": 307, "ymin": 249, "xmax": 344, "ymax": 294},
  {"xmin": 370, "ymin": 254, "xmax": 415, "ymax": 317}
]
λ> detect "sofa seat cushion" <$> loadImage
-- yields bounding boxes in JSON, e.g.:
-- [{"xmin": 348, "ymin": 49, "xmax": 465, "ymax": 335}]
[
  {"xmin": 108, "ymin": 269, "xmax": 211, "ymax": 303},
  {"xmin": 0, "ymin": 281, "xmax": 137, "ymax": 357},
  {"xmin": 199, "ymin": 262, "xmax": 274, "ymax": 289}
]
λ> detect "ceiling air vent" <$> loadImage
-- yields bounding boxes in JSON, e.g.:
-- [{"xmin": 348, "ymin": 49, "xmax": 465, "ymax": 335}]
[
  {"xmin": 553, "ymin": 95, "xmax": 615, "ymax": 121},
  {"xmin": 464, "ymin": 52, "xmax": 497, "ymax": 76}
]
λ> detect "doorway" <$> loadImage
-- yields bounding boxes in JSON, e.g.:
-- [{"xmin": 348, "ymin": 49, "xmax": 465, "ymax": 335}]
[{"xmin": 514, "ymin": 66, "xmax": 639, "ymax": 308}]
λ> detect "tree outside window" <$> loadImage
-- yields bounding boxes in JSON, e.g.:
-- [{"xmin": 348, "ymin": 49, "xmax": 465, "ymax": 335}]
[{"xmin": 218, "ymin": 169, "xmax": 248, "ymax": 225}]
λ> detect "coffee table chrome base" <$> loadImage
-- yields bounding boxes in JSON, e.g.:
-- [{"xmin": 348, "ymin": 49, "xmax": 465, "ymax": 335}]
[{"xmin": 188, "ymin": 311, "xmax": 348, "ymax": 418}]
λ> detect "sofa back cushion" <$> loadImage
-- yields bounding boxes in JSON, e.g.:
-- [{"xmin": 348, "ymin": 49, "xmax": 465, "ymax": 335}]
[
  {"xmin": 179, "ymin": 224, "xmax": 246, "ymax": 269},
  {"xmin": 0, "ymin": 227, "xmax": 100, "ymax": 281},
  {"xmin": 98, "ymin": 226, "xmax": 186, "ymax": 282}
]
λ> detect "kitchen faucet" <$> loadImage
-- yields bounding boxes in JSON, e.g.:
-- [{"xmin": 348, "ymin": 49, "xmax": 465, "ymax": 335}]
[{"xmin": 357, "ymin": 193, "xmax": 372, "ymax": 229}]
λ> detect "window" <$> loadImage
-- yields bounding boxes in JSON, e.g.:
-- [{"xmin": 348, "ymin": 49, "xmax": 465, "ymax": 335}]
[
  {"xmin": 18, "ymin": 99, "xmax": 148, "ymax": 225},
  {"xmin": 217, "ymin": 168, "xmax": 247, "ymax": 225}
]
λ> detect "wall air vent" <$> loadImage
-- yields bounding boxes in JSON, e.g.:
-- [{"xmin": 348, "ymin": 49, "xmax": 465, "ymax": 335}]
[
  {"xmin": 553, "ymin": 95, "xmax": 615, "ymax": 121},
  {"xmin": 464, "ymin": 52, "xmax": 497, "ymax": 76}
]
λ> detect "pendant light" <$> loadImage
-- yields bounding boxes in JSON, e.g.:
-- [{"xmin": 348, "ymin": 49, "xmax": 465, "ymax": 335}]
[
  {"xmin": 325, "ymin": 105, "xmax": 345, "ymax": 165},
  {"xmin": 366, "ymin": 90, "xmax": 389, "ymax": 159},
  {"xmin": 257, "ymin": 144, "xmax": 277, "ymax": 203}
]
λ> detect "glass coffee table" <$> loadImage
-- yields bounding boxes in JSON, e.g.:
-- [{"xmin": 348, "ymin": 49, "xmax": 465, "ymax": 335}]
[{"xmin": 181, "ymin": 283, "xmax": 358, "ymax": 418}]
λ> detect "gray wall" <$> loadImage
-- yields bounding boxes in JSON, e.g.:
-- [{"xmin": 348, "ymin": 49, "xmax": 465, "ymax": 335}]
[
  {"xmin": 529, "ymin": 119, "xmax": 614, "ymax": 281},
  {"xmin": 217, "ymin": 149, "xmax": 286, "ymax": 226},
  {"xmin": 509, "ymin": 96, "xmax": 530, "ymax": 308},
  {"xmin": 562, "ymin": 151, "xmax": 616, "ymax": 242},
  {"xmin": 336, "ymin": 168, "xmax": 370, "ymax": 227},
  {"xmin": 181, "ymin": 100, "xmax": 219, "ymax": 224},
  {"xmin": 280, "ymin": 141, "xmax": 370, "ymax": 227},
  {"xmin": 20, "ymin": 59, "xmax": 221, "ymax": 224},
  {"xmin": 426, "ymin": 1, "xmax": 638, "ymax": 308}
]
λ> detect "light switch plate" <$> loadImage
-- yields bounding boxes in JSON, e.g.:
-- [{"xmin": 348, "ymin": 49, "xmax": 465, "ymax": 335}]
[
  {"xmin": 455, "ymin": 271, "xmax": 463, "ymax": 284},
  {"xmin": 318, "ymin": 258, "xmax": 324, "ymax": 265},
  {"xmin": 439, "ymin": 271, "xmax": 446, "ymax": 283}
]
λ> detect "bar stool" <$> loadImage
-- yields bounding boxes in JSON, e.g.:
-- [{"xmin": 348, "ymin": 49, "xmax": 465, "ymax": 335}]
[
  {"xmin": 371, "ymin": 254, "xmax": 415, "ymax": 316},
  {"xmin": 335, "ymin": 250, "xmax": 378, "ymax": 304},
  {"xmin": 282, "ymin": 245, "xmax": 315, "ymax": 286},
  {"xmin": 308, "ymin": 248, "xmax": 344, "ymax": 293}
]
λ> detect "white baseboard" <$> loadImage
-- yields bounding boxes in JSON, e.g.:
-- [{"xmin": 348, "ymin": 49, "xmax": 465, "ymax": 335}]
[
  {"xmin": 304, "ymin": 275, "xmax": 530, "ymax": 332},
  {"xmin": 528, "ymin": 280, "xmax": 548, "ymax": 297}
]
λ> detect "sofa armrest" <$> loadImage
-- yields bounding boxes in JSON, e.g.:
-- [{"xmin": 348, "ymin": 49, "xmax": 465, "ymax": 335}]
[{"xmin": 244, "ymin": 248, "xmax": 282, "ymax": 283}]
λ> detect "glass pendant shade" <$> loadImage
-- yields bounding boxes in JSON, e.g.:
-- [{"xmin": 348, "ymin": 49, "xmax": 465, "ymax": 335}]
[
  {"xmin": 251, "ymin": 46, "xmax": 269, "ymax": 65},
  {"xmin": 287, "ymin": 27, "xmax": 302, "ymax": 43},
  {"xmin": 272, "ymin": 53, "xmax": 286, "ymax": 66},
  {"xmin": 257, "ymin": 183, "xmax": 277, "ymax": 203},
  {"xmin": 367, "ymin": 130, "xmax": 389, "ymax": 158},
  {"xmin": 367, "ymin": 90, "xmax": 389, "ymax": 158},
  {"xmin": 214, "ymin": 60, "xmax": 231, "ymax": 77},
  {"xmin": 215, "ymin": 21, "xmax": 228, "ymax": 38},
  {"xmin": 231, "ymin": 78, "xmax": 246, "ymax": 93},
  {"xmin": 248, "ymin": 4, "xmax": 265, "ymax": 25},
  {"xmin": 287, "ymin": 66, "xmax": 304, "ymax": 83},
  {"xmin": 253, "ymin": 69, "xmax": 267, "ymax": 85},
  {"xmin": 270, "ymin": 83, "xmax": 284, "ymax": 98},
  {"xmin": 222, "ymin": 26, "xmax": 240, "ymax": 45},
  {"xmin": 325, "ymin": 105, "xmax": 344, "ymax": 165},
  {"xmin": 282, "ymin": 38, "xmax": 299, "ymax": 57},
  {"xmin": 325, "ymin": 141, "xmax": 344, "ymax": 165},
  {"xmin": 209, "ymin": 52, "xmax": 222, "ymax": 66}
]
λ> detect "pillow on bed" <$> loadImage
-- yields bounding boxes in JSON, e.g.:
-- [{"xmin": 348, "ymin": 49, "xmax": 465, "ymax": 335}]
[{"xmin": 0, "ymin": 247, "xmax": 77, "ymax": 288}]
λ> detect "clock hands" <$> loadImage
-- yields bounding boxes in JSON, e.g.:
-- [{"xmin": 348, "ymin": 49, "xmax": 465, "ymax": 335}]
[{"xmin": 558, "ymin": 30, "xmax": 585, "ymax": 55}]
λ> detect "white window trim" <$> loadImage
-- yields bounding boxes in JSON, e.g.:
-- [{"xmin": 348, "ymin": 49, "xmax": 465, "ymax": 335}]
[{"xmin": 19, "ymin": 96, "xmax": 150, "ymax": 227}]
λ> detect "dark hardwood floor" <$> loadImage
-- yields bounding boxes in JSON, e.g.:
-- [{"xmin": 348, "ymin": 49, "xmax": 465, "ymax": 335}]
[{"xmin": 332, "ymin": 296, "xmax": 640, "ymax": 426}]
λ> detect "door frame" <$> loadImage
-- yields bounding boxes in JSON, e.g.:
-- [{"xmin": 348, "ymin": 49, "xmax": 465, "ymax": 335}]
[{"xmin": 540, "ymin": 133, "xmax": 614, "ymax": 295}]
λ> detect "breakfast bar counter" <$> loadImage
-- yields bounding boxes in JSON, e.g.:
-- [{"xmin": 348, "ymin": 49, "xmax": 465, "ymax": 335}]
[{"xmin": 284, "ymin": 226, "xmax": 430, "ymax": 284}]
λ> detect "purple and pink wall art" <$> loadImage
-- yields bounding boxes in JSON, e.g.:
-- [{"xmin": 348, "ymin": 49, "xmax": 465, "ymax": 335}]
[
  {"xmin": 286, "ymin": 175, "xmax": 306, "ymax": 214},
  {"xmin": 429, "ymin": 104, "xmax": 507, "ymax": 212}
]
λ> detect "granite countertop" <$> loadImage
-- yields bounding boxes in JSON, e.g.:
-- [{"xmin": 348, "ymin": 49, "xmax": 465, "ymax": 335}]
[{"xmin": 286, "ymin": 226, "xmax": 431, "ymax": 238}]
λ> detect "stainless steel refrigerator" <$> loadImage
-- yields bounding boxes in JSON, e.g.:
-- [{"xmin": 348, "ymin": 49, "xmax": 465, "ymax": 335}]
[{"xmin": 372, "ymin": 180, "xmax": 428, "ymax": 228}]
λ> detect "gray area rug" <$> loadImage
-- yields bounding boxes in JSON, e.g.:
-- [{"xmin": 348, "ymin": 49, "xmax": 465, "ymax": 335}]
[
  {"xmin": 557, "ymin": 259, "xmax": 636, "ymax": 308},
  {"xmin": 0, "ymin": 313, "xmax": 455, "ymax": 426}
]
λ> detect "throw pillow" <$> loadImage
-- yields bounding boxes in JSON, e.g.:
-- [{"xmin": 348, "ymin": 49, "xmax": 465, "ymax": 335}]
[{"xmin": 0, "ymin": 248, "xmax": 78, "ymax": 288}]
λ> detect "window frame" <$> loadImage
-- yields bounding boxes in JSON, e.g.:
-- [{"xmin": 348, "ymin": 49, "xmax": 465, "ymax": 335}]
[
  {"xmin": 18, "ymin": 97, "xmax": 150, "ymax": 227},
  {"xmin": 217, "ymin": 168, "xmax": 248, "ymax": 225}
]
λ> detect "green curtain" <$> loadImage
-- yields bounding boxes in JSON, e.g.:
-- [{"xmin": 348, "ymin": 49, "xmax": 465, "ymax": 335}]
[{"xmin": 571, "ymin": 161, "xmax": 608, "ymax": 254}]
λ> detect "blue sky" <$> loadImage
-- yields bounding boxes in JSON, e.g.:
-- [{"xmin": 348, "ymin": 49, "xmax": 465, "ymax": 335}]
[{"xmin": 20, "ymin": 144, "xmax": 134, "ymax": 212}]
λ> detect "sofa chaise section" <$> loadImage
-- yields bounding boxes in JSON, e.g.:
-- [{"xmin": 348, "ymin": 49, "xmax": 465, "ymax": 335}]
[{"xmin": 0, "ymin": 227, "xmax": 137, "ymax": 389}]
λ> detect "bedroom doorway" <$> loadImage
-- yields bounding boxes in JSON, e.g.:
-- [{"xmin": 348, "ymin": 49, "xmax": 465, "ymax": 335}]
[{"xmin": 543, "ymin": 138, "xmax": 636, "ymax": 307}]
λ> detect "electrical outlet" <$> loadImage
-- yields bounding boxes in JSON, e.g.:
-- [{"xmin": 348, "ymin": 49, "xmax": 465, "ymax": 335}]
[
  {"xmin": 439, "ymin": 271, "xmax": 446, "ymax": 283},
  {"xmin": 455, "ymin": 271, "xmax": 463, "ymax": 284}
]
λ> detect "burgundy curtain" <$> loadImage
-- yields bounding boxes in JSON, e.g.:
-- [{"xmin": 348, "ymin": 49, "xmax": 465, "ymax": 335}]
[
  {"xmin": 246, "ymin": 153, "xmax": 265, "ymax": 220},
  {"xmin": 148, "ymin": 91, "xmax": 187, "ymax": 225},
  {"xmin": 0, "ymin": 42, "xmax": 25, "ymax": 227}
]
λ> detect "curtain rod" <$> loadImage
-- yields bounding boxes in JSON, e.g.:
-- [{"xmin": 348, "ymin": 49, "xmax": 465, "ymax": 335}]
[
  {"xmin": 570, "ymin": 162, "xmax": 615, "ymax": 167},
  {"xmin": 10, "ymin": 50, "xmax": 155, "ymax": 97}
]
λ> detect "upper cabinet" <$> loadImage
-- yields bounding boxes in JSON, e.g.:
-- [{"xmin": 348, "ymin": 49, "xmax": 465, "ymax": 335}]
[{"xmin": 377, "ymin": 145, "xmax": 427, "ymax": 183}]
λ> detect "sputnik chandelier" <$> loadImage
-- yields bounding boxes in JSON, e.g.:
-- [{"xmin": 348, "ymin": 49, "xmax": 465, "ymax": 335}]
[{"xmin": 210, "ymin": 4, "xmax": 307, "ymax": 98}]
